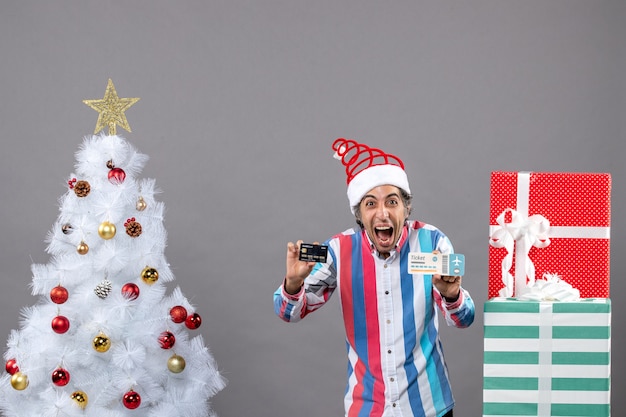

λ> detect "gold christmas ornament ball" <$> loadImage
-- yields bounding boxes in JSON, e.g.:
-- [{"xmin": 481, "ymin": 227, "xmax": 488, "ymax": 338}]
[
  {"xmin": 71, "ymin": 390, "xmax": 88, "ymax": 409},
  {"xmin": 136, "ymin": 196, "xmax": 147, "ymax": 211},
  {"xmin": 141, "ymin": 266, "xmax": 159, "ymax": 285},
  {"xmin": 77, "ymin": 241, "xmax": 89, "ymax": 255},
  {"xmin": 10, "ymin": 372, "xmax": 29, "ymax": 390},
  {"xmin": 167, "ymin": 354, "xmax": 186, "ymax": 373},
  {"xmin": 98, "ymin": 221, "xmax": 117, "ymax": 240},
  {"xmin": 93, "ymin": 333, "xmax": 111, "ymax": 352}
]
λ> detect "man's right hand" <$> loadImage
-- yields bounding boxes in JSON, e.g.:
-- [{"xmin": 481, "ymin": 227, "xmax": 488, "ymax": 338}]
[{"xmin": 284, "ymin": 240, "xmax": 317, "ymax": 294}]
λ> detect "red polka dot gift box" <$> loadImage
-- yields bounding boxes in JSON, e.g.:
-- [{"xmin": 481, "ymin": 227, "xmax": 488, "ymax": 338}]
[{"xmin": 488, "ymin": 172, "xmax": 611, "ymax": 299}]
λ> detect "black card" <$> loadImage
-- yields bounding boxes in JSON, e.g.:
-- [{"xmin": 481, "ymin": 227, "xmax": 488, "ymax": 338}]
[{"xmin": 298, "ymin": 243, "xmax": 328, "ymax": 263}]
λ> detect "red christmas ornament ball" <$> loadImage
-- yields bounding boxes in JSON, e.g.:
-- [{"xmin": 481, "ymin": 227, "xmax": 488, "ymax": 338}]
[
  {"xmin": 50, "ymin": 286, "xmax": 69, "ymax": 304},
  {"xmin": 185, "ymin": 313, "xmax": 202, "ymax": 330},
  {"xmin": 52, "ymin": 368, "xmax": 70, "ymax": 386},
  {"xmin": 121, "ymin": 283, "xmax": 140, "ymax": 300},
  {"xmin": 158, "ymin": 331, "xmax": 176, "ymax": 349},
  {"xmin": 108, "ymin": 168, "xmax": 126, "ymax": 185},
  {"xmin": 123, "ymin": 390, "xmax": 141, "ymax": 409},
  {"xmin": 5, "ymin": 359, "xmax": 19, "ymax": 375},
  {"xmin": 51, "ymin": 316, "xmax": 70, "ymax": 334},
  {"xmin": 169, "ymin": 306, "xmax": 188, "ymax": 323}
]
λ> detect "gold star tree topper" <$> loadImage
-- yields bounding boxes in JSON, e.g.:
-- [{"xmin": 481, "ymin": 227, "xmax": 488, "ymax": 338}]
[{"xmin": 83, "ymin": 79, "xmax": 140, "ymax": 135}]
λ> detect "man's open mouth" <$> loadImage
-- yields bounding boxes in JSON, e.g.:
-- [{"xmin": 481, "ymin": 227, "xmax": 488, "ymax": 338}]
[{"xmin": 375, "ymin": 226, "xmax": 394, "ymax": 244}]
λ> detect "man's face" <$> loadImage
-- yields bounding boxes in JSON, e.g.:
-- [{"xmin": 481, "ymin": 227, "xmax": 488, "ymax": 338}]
[{"xmin": 356, "ymin": 185, "xmax": 410, "ymax": 257}]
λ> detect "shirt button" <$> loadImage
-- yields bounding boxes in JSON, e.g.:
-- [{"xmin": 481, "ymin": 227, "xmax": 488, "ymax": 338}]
[
  {"xmin": 387, "ymin": 349, "xmax": 392, "ymax": 354},
  {"xmin": 390, "ymin": 377, "xmax": 395, "ymax": 382},
  {"xmin": 386, "ymin": 319, "xmax": 391, "ymax": 324},
  {"xmin": 384, "ymin": 264, "xmax": 388, "ymax": 269},
  {"xmin": 392, "ymin": 403, "xmax": 397, "ymax": 408},
  {"xmin": 385, "ymin": 291, "xmax": 389, "ymax": 295}
]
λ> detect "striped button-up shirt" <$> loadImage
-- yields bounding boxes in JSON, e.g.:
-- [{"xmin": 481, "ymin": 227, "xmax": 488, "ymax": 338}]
[{"xmin": 274, "ymin": 221, "xmax": 475, "ymax": 417}]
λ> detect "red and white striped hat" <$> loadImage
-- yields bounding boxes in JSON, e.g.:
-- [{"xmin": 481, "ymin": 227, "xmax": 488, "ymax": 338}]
[{"xmin": 332, "ymin": 138, "xmax": 410, "ymax": 213}]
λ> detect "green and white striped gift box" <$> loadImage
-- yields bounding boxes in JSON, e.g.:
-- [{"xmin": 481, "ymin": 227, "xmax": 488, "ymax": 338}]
[{"xmin": 483, "ymin": 298, "xmax": 611, "ymax": 417}]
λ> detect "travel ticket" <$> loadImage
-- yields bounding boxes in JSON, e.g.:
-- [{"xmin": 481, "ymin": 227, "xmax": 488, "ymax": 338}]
[{"xmin": 408, "ymin": 253, "xmax": 465, "ymax": 276}]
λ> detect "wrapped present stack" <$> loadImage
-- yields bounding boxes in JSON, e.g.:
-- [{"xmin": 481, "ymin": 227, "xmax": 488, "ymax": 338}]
[{"xmin": 483, "ymin": 172, "xmax": 612, "ymax": 417}]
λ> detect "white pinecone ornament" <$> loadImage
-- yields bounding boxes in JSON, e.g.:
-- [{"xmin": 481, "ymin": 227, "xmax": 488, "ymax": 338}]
[{"xmin": 94, "ymin": 278, "xmax": 113, "ymax": 299}]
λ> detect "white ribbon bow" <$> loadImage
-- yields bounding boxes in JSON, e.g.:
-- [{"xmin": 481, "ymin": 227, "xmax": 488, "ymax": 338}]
[
  {"xmin": 489, "ymin": 208, "xmax": 551, "ymax": 297},
  {"xmin": 516, "ymin": 272, "xmax": 581, "ymax": 301}
]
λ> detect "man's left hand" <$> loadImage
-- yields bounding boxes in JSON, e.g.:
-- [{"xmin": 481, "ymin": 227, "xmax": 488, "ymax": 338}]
[{"xmin": 433, "ymin": 274, "xmax": 462, "ymax": 302}]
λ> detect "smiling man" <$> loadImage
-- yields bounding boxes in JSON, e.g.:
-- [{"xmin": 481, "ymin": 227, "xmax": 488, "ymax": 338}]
[{"xmin": 274, "ymin": 138, "xmax": 475, "ymax": 417}]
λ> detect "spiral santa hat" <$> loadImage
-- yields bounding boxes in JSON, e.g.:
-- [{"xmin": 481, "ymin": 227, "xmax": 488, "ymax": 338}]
[{"xmin": 332, "ymin": 138, "xmax": 411, "ymax": 213}]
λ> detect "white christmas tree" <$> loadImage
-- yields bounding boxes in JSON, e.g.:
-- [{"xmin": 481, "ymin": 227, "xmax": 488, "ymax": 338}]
[{"xmin": 0, "ymin": 80, "xmax": 225, "ymax": 417}]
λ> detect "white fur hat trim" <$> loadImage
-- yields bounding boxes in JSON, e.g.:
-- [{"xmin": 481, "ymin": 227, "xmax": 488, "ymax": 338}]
[{"xmin": 347, "ymin": 164, "xmax": 410, "ymax": 213}]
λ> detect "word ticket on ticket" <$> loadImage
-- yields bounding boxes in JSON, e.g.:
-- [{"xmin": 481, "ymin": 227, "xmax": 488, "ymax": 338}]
[{"xmin": 408, "ymin": 253, "xmax": 465, "ymax": 276}]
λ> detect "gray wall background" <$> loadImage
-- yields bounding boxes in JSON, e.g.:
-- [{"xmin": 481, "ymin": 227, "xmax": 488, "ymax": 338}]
[{"xmin": 0, "ymin": 2, "xmax": 624, "ymax": 416}]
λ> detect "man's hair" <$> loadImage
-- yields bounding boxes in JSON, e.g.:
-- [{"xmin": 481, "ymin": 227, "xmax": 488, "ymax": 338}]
[{"xmin": 353, "ymin": 188, "xmax": 413, "ymax": 229}]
